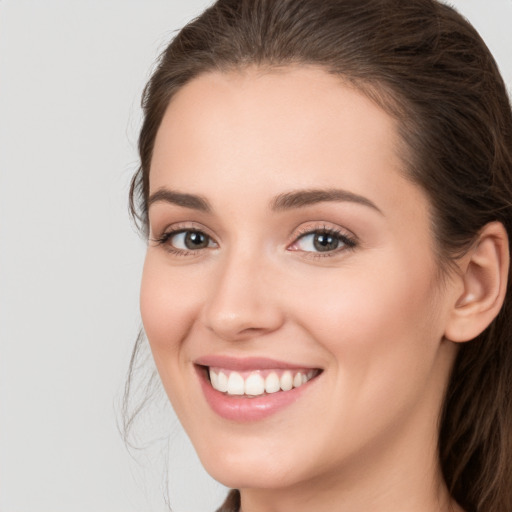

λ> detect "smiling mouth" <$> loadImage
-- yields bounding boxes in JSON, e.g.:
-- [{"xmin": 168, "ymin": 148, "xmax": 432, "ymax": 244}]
[{"xmin": 206, "ymin": 367, "xmax": 322, "ymax": 397}]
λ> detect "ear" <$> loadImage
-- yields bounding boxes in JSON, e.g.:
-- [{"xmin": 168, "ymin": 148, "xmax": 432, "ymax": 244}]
[{"xmin": 444, "ymin": 221, "xmax": 509, "ymax": 343}]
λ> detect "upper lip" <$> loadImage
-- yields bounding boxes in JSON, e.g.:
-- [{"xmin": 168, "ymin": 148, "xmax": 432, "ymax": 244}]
[{"xmin": 194, "ymin": 355, "xmax": 321, "ymax": 372}]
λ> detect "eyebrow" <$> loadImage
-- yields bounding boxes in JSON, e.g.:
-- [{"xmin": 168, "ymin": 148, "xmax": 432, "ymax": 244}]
[
  {"xmin": 147, "ymin": 189, "xmax": 211, "ymax": 212},
  {"xmin": 270, "ymin": 188, "xmax": 382, "ymax": 214},
  {"xmin": 147, "ymin": 187, "xmax": 382, "ymax": 215}
]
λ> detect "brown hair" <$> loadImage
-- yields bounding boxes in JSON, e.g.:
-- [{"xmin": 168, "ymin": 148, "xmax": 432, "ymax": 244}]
[{"xmin": 127, "ymin": 1, "xmax": 512, "ymax": 510}]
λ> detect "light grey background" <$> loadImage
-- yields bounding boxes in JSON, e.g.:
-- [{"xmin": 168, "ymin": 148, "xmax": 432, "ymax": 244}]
[{"xmin": 0, "ymin": 1, "xmax": 511, "ymax": 511}]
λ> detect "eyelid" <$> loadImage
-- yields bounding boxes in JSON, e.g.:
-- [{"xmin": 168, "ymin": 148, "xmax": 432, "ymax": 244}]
[
  {"xmin": 149, "ymin": 220, "xmax": 357, "ymax": 258},
  {"xmin": 150, "ymin": 221, "xmax": 215, "ymax": 241},
  {"xmin": 149, "ymin": 221, "xmax": 219, "ymax": 255},
  {"xmin": 287, "ymin": 223, "xmax": 358, "ymax": 257}
]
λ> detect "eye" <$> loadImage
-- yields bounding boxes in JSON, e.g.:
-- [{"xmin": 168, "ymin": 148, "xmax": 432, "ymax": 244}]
[
  {"xmin": 289, "ymin": 228, "xmax": 356, "ymax": 254},
  {"xmin": 171, "ymin": 230, "xmax": 213, "ymax": 250},
  {"xmin": 153, "ymin": 229, "xmax": 217, "ymax": 254}
]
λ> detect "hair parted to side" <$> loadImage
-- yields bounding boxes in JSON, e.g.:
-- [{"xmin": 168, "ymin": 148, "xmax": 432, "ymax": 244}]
[{"xmin": 127, "ymin": 1, "xmax": 512, "ymax": 510}]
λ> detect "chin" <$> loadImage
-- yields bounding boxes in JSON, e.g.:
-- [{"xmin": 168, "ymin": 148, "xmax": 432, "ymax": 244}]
[
  {"xmin": 204, "ymin": 457, "xmax": 298, "ymax": 490},
  {"xmin": 192, "ymin": 432, "xmax": 319, "ymax": 491}
]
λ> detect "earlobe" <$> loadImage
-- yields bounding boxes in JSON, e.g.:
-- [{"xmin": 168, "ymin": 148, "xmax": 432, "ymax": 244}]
[{"xmin": 444, "ymin": 222, "xmax": 509, "ymax": 343}]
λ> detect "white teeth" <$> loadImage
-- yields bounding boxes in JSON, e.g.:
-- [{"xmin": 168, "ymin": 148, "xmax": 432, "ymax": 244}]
[
  {"xmin": 208, "ymin": 368, "xmax": 318, "ymax": 396},
  {"xmin": 217, "ymin": 371, "xmax": 228, "ymax": 393},
  {"xmin": 210, "ymin": 370, "xmax": 219, "ymax": 389},
  {"xmin": 245, "ymin": 373, "xmax": 265, "ymax": 395},
  {"xmin": 280, "ymin": 371, "xmax": 293, "ymax": 391},
  {"xmin": 227, "ymin": 372, "xmax": 245, "ymax": 395},
  {"xmin": 265, "ymin": 372, "xmax": 280, "ymax": 394}
]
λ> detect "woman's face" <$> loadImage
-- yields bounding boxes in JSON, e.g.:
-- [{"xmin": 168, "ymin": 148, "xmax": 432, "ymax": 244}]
[{"xmin": 141, "ymin": 67, "xmax": 459, "ymax": 492}]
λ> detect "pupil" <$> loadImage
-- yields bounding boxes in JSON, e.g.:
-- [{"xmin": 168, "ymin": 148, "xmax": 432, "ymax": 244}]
[
  {"xmin": 185, "ymin": 231, "xmax": 208, "ymax": 249},
  {"xmin": 313, "ymin": 233, "xmax": 338, "ymax": 252}
]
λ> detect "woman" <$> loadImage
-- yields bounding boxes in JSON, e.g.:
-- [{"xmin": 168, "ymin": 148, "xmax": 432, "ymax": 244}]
[{"xmin": 127, "ymin": 0, "xmax": 512, "ymax": 510}]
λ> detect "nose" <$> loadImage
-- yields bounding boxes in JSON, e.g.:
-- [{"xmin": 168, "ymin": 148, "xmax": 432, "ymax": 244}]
[{"xmin": 201, "ymin": 249, "xmax": 285, "ymax": 341}]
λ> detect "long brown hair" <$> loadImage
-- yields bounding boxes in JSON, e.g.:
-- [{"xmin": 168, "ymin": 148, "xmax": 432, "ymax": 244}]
[{"xmin": 127, "ymin": 1, "xmax": 512, "ymax": 510}]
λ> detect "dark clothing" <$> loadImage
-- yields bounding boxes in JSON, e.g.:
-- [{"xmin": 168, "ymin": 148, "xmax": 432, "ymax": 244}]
[{"xmin": 216, "ymin": 489, "xmax": 241, "ymax": 512}]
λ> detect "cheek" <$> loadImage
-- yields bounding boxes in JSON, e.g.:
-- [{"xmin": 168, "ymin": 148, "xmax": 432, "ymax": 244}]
[
  {"xmin": 282, "ymin": 255, "xmax": 446, "ymax": 453},
  {"xmin": 139, "ymin": 254, "xmax": 209, "ymax": 421},
  {"xmin": 288, "ymin": 250, "xmax": 443, "ymax": 380},
  {"xmin": 140, "ymin": 254, "xmax": 200, "ymax": 361}
]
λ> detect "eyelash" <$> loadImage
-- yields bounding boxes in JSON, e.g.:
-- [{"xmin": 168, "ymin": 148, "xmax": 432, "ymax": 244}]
[
  {"xmin": 151, "ymin": 225, "xmax": 357, "ymax": 258},
  {"xmin": 291, "ymin": 226, "xmax": 357, "ymax": 258},
  {"xmin": 151, "ymin": 227, "xmax": 215, "ymax": 257}
]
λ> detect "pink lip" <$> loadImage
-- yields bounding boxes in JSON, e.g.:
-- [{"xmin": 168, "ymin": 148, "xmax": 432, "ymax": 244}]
[
  {"xmin": 194, "ymin": 355, "xmax": 318, "ymax": 371},
  {"xmin": 194, "ymin": 356, "xmax": 321, "ymax": 422}
]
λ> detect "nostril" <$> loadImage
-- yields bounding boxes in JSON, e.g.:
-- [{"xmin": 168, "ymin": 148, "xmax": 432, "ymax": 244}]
[{"xmin": 203, "ymin": 309, "xmax": 285, "ymax": 342}]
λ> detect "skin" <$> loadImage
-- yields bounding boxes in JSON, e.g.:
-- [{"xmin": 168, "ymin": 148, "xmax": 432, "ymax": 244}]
[{"xmin": 141, "ymin": 67, "xmax": 466, "ymax": 512}]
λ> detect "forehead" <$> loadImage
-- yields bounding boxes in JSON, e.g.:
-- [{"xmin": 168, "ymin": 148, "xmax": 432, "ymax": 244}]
[
  {"xmin": 149, "ymin": 66, "xmax": 429, "ymax": 228},
  {"xmin": 152, "ymin": 67, "xmax": 400, "ymax": 187}
]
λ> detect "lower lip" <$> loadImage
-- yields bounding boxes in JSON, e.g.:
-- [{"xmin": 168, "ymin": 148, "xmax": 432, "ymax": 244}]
[{"xmin": 197, "ymin": 367, "xmax": 318, "ymax": 422}]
